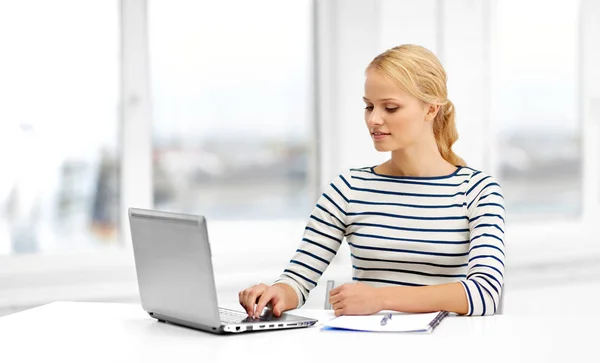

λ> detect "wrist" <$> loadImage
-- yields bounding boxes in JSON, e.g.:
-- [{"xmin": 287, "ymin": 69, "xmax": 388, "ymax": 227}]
[
  {"xmin": 377, "ymin": 287, "xmax": 390, "ymax": 311},
  {"xmin": 273, "ymin": 283, "xmax": 299, "ymax": 310},
  {"xmin": 377, "ymin": 286, "xmax": 412, "ymax": 311}
]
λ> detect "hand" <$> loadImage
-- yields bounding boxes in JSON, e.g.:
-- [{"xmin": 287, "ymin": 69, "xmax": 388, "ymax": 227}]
[
  {"xmin": 238, "ymin": 283, "xmax": 288, "ymax": 318},
  {"xmin": 329, "ymin": 282, "xmax": 383, "ymax": 316}
]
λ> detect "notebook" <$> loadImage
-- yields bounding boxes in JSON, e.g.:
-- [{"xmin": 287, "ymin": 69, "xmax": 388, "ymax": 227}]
[{"xmin": 322, "ymin": 311, "xmax": 449, "ymax": 333}]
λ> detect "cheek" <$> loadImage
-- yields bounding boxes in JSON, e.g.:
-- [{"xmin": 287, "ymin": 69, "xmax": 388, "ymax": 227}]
[
  {"xmin": 390, "ymin": 112, "xmax": 416, "ymax": 132},
  {"xmin": 389, "ymin": 112, "xmax": 425, "ymax": 141}
]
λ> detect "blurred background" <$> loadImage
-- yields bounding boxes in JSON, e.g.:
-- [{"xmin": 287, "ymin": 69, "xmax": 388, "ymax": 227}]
[{"xmin": 1, "ymin": 0, "xmax": 599, "ymax": 316}]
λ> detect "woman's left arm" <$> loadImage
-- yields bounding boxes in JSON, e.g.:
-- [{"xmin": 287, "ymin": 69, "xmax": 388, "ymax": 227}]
[
  {"xmin": 329, "ymin": 281, "xmax": 469, "ymax": 316},
  {"xmin": 378, "ymin": 282, "xmax": 469, "ymax": 314},
  {"xmin": 457, "ymin": 172, "xmax": 506, "ymax": 315},
  {"xmin": 384, "ymin": 172, "xmax": 506, "ymax": 316},
  {"xmin": 382, "ymin": 173, "xmax": 506, "ymax": 316}
]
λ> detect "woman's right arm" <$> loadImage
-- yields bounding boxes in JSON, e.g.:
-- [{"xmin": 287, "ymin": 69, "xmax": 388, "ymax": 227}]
[{"xmin": 239, "ymin": 170, "xmax": 352, "ymax": 317}]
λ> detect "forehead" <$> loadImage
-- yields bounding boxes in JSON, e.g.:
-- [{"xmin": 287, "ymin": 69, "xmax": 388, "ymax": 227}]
[{"xmin": 364, "ymin": 69, "xmax": 410, "ymax": 99}]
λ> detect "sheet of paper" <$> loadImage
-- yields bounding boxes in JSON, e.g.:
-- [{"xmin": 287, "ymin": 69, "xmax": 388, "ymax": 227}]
[{"xmin": 322, "ymin": 312, "xmax": 442, "ymax": 332}]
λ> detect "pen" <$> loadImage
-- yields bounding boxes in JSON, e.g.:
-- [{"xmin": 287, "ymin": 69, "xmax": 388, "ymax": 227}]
[{"xmin": 380, "ymin": 313, "xmax": 392, "ymax": 326}]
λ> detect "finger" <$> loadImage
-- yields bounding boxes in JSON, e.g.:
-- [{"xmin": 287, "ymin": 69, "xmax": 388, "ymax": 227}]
[
  {"xmin": 334, "ymin": 307, "xmax": 344, "ymax": 316},
  {"xmin": 330, "ymin": 283, "xmax": 350, "ymax": 297},
  {"xmin": 254, "ymin": 288, "xmax": 276, "ymax": 318},
  {"xmin": 332, "ymin": 300, "xmax": 344, "ymax": 311},
  {"xmin": 329, "ymin": 292, "xmax": 343, "ymax": 306},
  {"xmin": 244, "ymin": 289, "xmax": 263, "ymax": 316},
  {"xmin": 241, "ymin": 288, "xmax": 252, "ymax": 301},
  {"xmin": 238, "ymin": 290, "xmax": 245, "ymax": 307},
  {"xmin": 240, "ymin": 292, "xmax": 248, "ymax": 313},
  {"xmin": 251, "ymin": 284, "xmax": 270, "ymax": 312},
  {"xmin": 239, "ymin": 289, "xmax": 252, "ymax": 313},
  {"xmin": 330, "ymin": 286, "xmax": 341, "ymax": 297}
]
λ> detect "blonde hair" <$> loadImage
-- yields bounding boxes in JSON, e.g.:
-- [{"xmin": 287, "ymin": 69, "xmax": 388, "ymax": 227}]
[{"xmin": 366, "ymin": 44, "xmax": 466, "ymax": 166}]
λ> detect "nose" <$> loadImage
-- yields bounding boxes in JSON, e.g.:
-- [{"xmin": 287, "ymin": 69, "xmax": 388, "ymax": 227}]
[{"xmin": 366, "ymin": 109, "xmax": 384, "ymax": 129}]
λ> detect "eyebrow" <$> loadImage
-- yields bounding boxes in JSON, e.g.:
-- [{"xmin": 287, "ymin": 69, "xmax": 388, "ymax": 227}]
[{"xmin": 362, "ymin": 97, "xmax": 401, "ymax": 102}]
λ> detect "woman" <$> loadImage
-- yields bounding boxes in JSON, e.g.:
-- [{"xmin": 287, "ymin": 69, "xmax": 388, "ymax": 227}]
[{"xmin": 239, "ymin": 44, "xmax": 505, "ymax": 317}]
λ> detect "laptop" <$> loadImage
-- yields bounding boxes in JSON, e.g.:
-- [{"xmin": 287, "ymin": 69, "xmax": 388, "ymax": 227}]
[{"xmin": 128, "ymin": 207, "xmax": 317, "ymax": 334}]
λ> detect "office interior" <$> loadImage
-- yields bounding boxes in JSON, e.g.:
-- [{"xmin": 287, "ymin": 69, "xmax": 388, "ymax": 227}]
[{"xmin": 1, "ymin": 0, "xmax": 599, "ymax": 318}]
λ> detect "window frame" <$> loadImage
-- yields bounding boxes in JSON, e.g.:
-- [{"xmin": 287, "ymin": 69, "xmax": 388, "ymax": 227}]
[{"xmin": 580, "ymin": 0, "xmax": 600, "ymax": 224}]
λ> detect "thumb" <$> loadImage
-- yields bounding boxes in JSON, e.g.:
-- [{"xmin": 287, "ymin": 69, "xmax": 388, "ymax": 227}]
[{"xmin": 272, "ymin": 296, "xmax": 286, "ymax": 316}]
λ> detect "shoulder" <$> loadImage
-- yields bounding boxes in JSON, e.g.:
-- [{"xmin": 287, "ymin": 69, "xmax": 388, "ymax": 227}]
[
  {"xmin": 347, "ymin": 166, "xmax": 374, "ymax": 179},
  {"xmin": 323, "ymin": 166, "xmax": 378, "ymax": 195},
  {"xmin": 462, "ymin": 166, "xmax": 504, "ymax": 206},
  {"xmin": 462, "ymin": 167, "xmax": 502, "ymax": 190},
  {"xmin": 331, "ymin": 166, "xmax": 373, "ymax": 184}
]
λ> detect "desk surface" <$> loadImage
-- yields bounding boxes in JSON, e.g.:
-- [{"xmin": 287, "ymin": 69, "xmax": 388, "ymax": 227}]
[{"xmin": 0, "ymin": 302, "xmax": 595, "ymax": 363}]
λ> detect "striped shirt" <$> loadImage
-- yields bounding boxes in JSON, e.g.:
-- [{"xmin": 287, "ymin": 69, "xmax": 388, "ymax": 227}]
[{"xmin": 275, "ymin": 165, "xmax": 505, "ymax": 316}]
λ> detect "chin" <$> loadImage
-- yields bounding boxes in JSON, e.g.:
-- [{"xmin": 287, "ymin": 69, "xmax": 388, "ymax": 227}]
[{"xmin": 373, "ymin": 144, "xmax": 393, "ymax": 152}]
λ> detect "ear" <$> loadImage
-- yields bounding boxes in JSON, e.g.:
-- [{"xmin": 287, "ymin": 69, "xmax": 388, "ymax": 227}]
[{"xmin": 424, "ymin": 104, "xmax": 440, "ymax": 122}]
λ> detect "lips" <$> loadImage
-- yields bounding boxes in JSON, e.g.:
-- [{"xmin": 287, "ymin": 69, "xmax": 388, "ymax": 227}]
[{"xmin": 371, "ymin": 132, "xmax": 390, "ymax": 141}]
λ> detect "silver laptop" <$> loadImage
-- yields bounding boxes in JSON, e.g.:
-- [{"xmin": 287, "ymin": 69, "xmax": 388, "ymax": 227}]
[{"xmin": 128, "ymin": 207, "xmax": 317, "ymax": 334}]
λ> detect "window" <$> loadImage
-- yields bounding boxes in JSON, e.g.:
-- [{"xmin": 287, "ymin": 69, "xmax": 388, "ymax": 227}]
[
  {"xmin": 492, "ymin": 0, "xmax": 582, "ymax": 220},
  {"xmin": 0, "ymin": 1, "xmax": 120, "ymax": 255},
  {"xmin": 148, "ymin": 0, "xmax": 315, "ymax": 222}
]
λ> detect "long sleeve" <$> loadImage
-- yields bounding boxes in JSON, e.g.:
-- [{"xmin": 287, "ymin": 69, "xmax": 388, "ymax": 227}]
[
  {"xmin": 274, "ymin": 170, "xmax": 352, "ymax": 308},
  {"xmin": 460, "ymin": 170, "xmax": 506, "ymax": 316}
]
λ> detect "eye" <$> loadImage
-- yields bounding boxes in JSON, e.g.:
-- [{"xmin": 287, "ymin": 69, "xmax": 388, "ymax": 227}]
[
  {"xmin": 386, "ymin": 107, "xmax": 399, "ymax": 113},
  {"xmin": 364, "ymin": 105, "xmax": 374, "ymax": 111}
]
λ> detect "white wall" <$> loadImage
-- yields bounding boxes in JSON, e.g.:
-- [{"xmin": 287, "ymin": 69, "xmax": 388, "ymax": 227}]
[{"xmin": 379, "ymin": 0, "xmax": 438, "ymax": 52}]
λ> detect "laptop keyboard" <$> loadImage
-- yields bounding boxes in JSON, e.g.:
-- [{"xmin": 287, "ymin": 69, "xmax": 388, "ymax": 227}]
[{"xmin": 219, "ymin": 308, "xmax": 263, "ymax": 324}]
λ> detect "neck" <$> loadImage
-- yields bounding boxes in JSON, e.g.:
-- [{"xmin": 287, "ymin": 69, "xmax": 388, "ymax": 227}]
[{"xmin": 386, "ymin": 136, "xmax": 456, "ymax": 178}]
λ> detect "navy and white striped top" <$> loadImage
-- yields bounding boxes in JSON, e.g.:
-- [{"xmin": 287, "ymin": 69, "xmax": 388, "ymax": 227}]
[{"xmin": 275, "ymin": 165, "xmax": 505, "ymax": 316}]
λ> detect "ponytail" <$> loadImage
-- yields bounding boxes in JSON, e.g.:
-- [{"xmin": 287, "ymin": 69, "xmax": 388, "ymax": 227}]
[{"xmin": 434, "ymin": 100, "xmax": 466, "ymax": 166}]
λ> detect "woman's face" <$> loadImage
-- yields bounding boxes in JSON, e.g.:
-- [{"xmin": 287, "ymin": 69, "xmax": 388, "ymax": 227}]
[{"xmin": 363, "ymin": 69, "xmax": 436, "ymax": 152}]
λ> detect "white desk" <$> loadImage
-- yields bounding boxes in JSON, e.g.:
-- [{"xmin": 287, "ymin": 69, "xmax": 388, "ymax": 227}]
[{"xmin": 0, "ymin": 302, "xmax": 595, "ymax": 363}]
